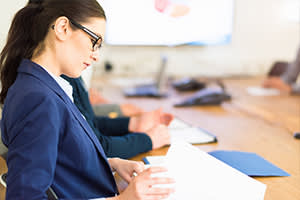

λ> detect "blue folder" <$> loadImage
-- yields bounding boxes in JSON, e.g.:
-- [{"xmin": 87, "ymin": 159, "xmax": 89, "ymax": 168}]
[{"xmin": 208, "ymin": 150, "xmax": 290, "ymax": 177}]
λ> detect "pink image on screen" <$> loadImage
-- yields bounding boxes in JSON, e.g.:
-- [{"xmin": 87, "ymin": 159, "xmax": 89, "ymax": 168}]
[{"xmin": 155, "ymin": 0, "xmax": 170, "ymax": 13}]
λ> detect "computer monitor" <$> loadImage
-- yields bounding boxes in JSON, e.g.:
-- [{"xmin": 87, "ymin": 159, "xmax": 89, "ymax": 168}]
[{"xmin": 98, "ymin": 0, "xmax": 234, "ymax": 46}]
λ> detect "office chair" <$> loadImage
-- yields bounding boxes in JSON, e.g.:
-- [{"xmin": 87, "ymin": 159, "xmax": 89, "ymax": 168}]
[{"xmin": 0, "ymin": 130, "xmax": 58, "ymax": 200}]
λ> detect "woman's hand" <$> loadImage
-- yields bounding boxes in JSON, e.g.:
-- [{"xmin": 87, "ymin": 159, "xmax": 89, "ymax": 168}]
[
  {"xmin": 117, "ymin": 166, "xmax": 175, "ymax": 200},
  {"xmin": 108, "ymin": 158, "xmax": 145, "ymax": 183}
]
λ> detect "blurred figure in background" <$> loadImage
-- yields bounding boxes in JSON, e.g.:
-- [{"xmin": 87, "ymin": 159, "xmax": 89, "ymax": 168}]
[{"xmin": 263, "ymin": 47, "xmax": 300, "ymax": 95}]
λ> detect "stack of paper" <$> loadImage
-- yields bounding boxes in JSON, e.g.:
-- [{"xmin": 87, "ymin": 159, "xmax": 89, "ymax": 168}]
[
  {"xmin": 152, "ymin": 141, "xmax": 266, "ymax": 200},
  {"xmin": 143, "ymin": 151, "xmax": 290, "ymax": 177}
]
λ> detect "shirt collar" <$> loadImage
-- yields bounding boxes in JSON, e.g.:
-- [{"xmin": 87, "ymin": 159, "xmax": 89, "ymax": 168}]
[{"xmin": 41, "ymin": 67, "xmax": 74, "ymax": 103}]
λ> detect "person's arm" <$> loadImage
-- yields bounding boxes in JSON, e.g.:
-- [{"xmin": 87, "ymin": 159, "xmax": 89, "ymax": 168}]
[
  {"xmin": 93, "ymin": 116, "xmax": 130, "ymax": 136},
  {"xmin": 93, "ymin": 117, "xmax": 170, "ymax": 158},
  {"xmin": 96, "ymin": 131, "xmax": 152, "ymax": 159},
  {"xmin": 262, "ymin": 76, "xmax": 292, "ymax": 93},
  {"xmin": 290, "ymin": 83, "xmax": 300, "ymax": 94},
  {"xmin": 3, "ymin": 94, "xmax": 60, "ymax": 200},
  {"xmin": 281, "ymin": 47, "xmax": 300, "ymax": 85}
]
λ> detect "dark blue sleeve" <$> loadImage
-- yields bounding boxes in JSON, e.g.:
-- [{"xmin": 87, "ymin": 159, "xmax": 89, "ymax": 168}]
[
  {"xmin": 2, "ymin": 93, "xmax": 60, "ymax": 200},
  {"xmin": 97, "ymin": 132, "xmax": 152, "ymax": 159},
  {"xmin": 93, "ymin": 116, "xmax": 130, "ymax": 136},
  {"xmin": 281, "ymin": 47, "xmax": 300, "ymax": 84},
  {"xmin": 90, "ymin": 116, "xmax": 152, "ymax": 158}
]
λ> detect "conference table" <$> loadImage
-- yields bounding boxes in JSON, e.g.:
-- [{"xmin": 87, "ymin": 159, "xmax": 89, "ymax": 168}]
[
  {"xmin": 93, "ymin": 76, "xmax": 300, "ymax": 200},
  {"xmin": 0, "ymin": 77, "xmax": 299, "ymax": 199}
]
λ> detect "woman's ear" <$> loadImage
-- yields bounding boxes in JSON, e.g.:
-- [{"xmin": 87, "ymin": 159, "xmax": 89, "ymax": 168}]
[{"xmin": 52, "ymin": 16, "xmax": 72, "ymax": 41}]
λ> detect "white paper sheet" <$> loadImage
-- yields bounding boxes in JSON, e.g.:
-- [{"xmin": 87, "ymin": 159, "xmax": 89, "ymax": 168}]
[
  {"xmin": 168, "ymin": 118, "xmax": 216, "ymax": 144},
  {"xmin": 247, "ymin": 86, "xmax": 280, "ymax": 96},
  {"xmin": 155, "ymin": 141, "xmax": 266, "ymax": 200},
  {"xmin": 144, "ymin": 155, "xmax": 165, "ymax": 166},
  {"xmin": 168, "ymin": 118, "xmax": 191, "ymax": 129}
]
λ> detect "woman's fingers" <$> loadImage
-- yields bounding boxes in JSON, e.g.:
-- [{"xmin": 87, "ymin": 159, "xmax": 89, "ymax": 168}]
[
  {"xmin": 147, "ymin": 187, "xmax": 175, "ymax": 195},
  {"xmin": 150, "ymin": 177, "xmax": 175, "ymax": 185},
  {"xmin": 143, "ymin": 194, "xmax": 172, "ymax": 200},
  {"xmin": 145, "ymin": 166, "xmax": 168, "ymax": 174},
  {"xmin": 119, "ymin": 166, "xmax": 175, "ymax": 200},
  {"xmin": 134, "ymin": 161, "xmax": 145, "ymax": 174}
]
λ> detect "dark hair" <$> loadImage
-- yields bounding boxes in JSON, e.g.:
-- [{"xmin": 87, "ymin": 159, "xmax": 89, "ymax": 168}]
[{"xmin": 0, "ymin": 0, "xmax": 106, "ymax": 104}]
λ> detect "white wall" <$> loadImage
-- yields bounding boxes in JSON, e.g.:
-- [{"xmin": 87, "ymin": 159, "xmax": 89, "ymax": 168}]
[
  {"xmin": 0, "ymin": 0, "xmax": 299, "ymax": 78},
  {"xmin": 0, "ymin": 1, "xmax": 26, "ymax": 47}
]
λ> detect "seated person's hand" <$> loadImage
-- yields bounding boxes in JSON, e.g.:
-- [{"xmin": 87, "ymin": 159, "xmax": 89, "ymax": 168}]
[
  {"xmin": 108, "ymin": 158, "xmax": 145, "ymax": 183},
  {"xmin": 129, "ymin": 108, "xmax": 174, "ymax": 133},
  {"xmin": 116, "ymin": 166, "xmax": 175, "ymax": 200},
  {"xmin": 89, "ymin": 88, "xmax": 109, "ymax": 105},
  {"xmin": 262, "ymin": 77, "xmax": 292, "ymax": 94},
  {"xmin": 120, "ymin": 103, "xmax": 145, "ymax": 116},
  {"xmin": 160, "ymin": 112, "xmax": 174, "ymax": 126},
  {"xmin": 129, "ymin": 108, "xmax": 162, "ymax": 133},
  {"xmin": 146, "ymin": 124, "xmax": 171, "ymax": 149}
]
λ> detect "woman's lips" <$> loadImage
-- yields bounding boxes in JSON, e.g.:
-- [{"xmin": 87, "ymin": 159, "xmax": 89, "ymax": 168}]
[{"xmin": 83, "ymin": 63, "xmax": 90, "ymax": 67}]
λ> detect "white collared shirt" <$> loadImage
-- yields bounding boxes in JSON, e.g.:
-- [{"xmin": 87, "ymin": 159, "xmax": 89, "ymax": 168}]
[{"xmin": 40, "ymin": 67, "xmax": 74, "ymax": 103}]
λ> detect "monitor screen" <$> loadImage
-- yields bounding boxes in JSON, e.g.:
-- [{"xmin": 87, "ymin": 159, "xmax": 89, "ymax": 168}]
[{"xmin": 98, "ymin": 0, "xmax": 234, "ymax": 46}]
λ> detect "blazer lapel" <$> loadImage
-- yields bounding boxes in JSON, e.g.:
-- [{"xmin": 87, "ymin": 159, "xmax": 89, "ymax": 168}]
[
  {"xmin": 18, "ymin": 60, "xmax": 109, "ymax": 160},
  {"xmin": 64, "ymin": 98, "xmax": 109, "ymax": 159}
]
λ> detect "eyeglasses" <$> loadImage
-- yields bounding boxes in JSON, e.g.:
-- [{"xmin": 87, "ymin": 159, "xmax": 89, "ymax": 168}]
[{"xmin": 69, "ymin": 19, "xmax": 103, "ymax": 51}]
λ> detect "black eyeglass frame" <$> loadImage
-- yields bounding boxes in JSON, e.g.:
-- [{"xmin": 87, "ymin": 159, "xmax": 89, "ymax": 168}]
[{"xmin": 69, "ymin": 19, "xmax": 103, "ymax": 51}]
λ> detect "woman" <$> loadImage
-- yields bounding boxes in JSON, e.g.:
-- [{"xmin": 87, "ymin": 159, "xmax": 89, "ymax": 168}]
[{"xmin": 0, "ymin": 0, "xmax": 174, "ymax": 199}]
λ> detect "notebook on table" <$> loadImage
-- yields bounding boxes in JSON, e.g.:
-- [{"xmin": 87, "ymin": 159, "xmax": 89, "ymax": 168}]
[{"xmin": 168, "ymin": 117, "xmax": 217, "ymax": 144}]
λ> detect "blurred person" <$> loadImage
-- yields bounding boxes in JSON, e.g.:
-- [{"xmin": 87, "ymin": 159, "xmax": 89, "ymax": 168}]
[{"xmin": 263, "ymin": 47, "xmax": 300, "ymax": 95}]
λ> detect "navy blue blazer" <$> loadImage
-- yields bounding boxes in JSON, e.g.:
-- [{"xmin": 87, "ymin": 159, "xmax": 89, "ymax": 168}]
[
  {"xmin": 61, "ymin": 76, "xmax": 152, "ymax": 159},
  {"xmin": 1, "ymin": 59, "xmax": 118, "ymax": 199}
]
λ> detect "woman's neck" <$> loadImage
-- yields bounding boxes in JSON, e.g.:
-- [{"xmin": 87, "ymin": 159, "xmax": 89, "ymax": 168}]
[{"xmin": 31, "ymin": 48, "xmax": 61, "ymax": 77}]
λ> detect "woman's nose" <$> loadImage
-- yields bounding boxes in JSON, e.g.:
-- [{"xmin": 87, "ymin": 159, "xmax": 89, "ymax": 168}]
[{"xmin": 91, "ymin": 51, "xmax": 100, "ymax": 62}]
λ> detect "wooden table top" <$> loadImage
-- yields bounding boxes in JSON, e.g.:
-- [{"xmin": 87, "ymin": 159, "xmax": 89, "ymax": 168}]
[
  {"xmin": 0, "ymin": 77, "xmax": 299, "ymax": 199},
  {"xmin": 93, "ymin": 76, "xmax": 300, "ymax": 200}
]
